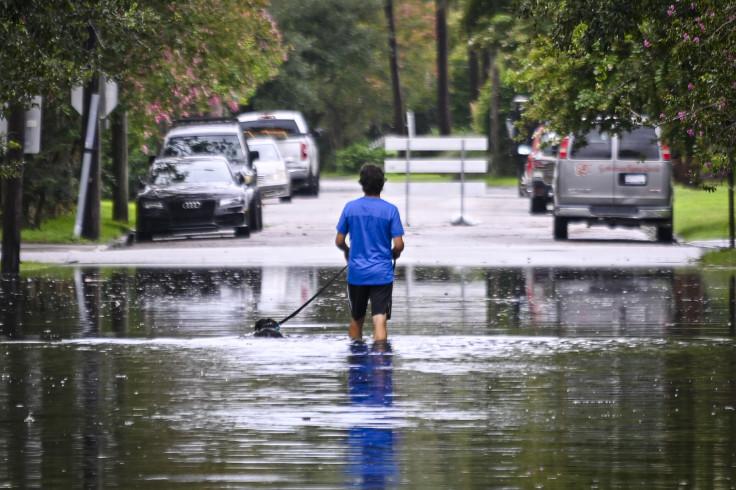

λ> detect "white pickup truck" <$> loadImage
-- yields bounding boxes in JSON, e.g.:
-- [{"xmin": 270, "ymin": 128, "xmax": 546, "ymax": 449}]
[{"xmin": 238, "ymin": 111, "xmax": 320, "ymax": 196}]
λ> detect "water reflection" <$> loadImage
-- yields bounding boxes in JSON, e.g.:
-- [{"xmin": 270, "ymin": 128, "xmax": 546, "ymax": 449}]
[
  {"xmin": 1, "ymin": 265, "xmax": 735, "ymax": 487},
  {"xmin": 3, "ymin": 265, "xmax": 736, "ymax": 339},
  {"xmin": 346, "ymin": 341, "xmax": 399, "ymax": 487}
]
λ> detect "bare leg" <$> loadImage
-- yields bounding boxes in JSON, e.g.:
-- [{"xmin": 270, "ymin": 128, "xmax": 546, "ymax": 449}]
[
  {"xmin": 372, "ymin": 313, "xmax": 387, "ymax": 341},
  {"xmin": 349, "ymin": 317, "xmax": 365, "ymax": 339}
]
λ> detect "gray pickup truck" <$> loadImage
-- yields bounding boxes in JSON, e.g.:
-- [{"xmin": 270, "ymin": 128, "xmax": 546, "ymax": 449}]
[
  {"xmin": 238, "ymin": 111, "xmax": 320, "ymax": 196},
  {"xmin": 552, "ymin": 126, "xmax": 673, "ymax": 242}
]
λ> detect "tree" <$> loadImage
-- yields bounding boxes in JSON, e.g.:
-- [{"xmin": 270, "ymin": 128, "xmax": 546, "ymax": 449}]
[
  {"xmin": 249, "ymin": 0, "xmax": 388, "ymax": 161},
  {"xmin": 512, "ymin": 0, "xmax": 736, "ymax": 243},
  {"xmin": 0, "ymin": 1, "xmax": 154, "ymax": 275},
  {"xmin": 116, "ymin": 0, "xmax": 287, "ymax": 137},
  {"xmin": 436, "ymin": 0, "xmax": 452, "ymax": 135},
  {"xmin": 385, "ymin": 0, "xmax": 406, "ymax": 135}
]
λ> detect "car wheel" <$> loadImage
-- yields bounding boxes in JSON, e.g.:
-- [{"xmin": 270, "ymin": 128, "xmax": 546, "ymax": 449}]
[
  {"xmin": 530, "ymin": 196, "xmax": 546, "ymax": 214},
  {"xmin": 656, "ymin": 225, "xmax": 673, "ymax": 243},
  {"xmin": 235, "ymin": 225, "xmax": 250, "ymax": 238},
  {"xmin": 553, "ymin": 216, "xmax": 568, "ymax": 240},
  {"xmin": 249, "ymin": 192, "xmax": 263, "ymax": 231},
  {"xmin": 311, "ymin": 172, "xmax": 320, "ymax": 196}
]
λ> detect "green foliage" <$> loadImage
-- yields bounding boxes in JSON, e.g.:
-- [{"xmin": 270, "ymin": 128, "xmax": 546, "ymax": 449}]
[
  {"xmin": 334, "ymin": 141, "xmax": 386, "ymax": 174},
  {"xmin": 119, "ymin": 0, "xmax": 287, "ymax": 141},
  {"xmin": 0, "ymin": 1, "xmax": 155, "ymax": 117},
  {"xmin": 249, "ymin": 0, "xmax": 389, "ymax": 162}
]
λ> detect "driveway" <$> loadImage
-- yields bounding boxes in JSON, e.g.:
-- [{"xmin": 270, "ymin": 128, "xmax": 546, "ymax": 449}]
[{"xmin": 20, "ymin": 178, "xmax": 707, "ymax": 268}]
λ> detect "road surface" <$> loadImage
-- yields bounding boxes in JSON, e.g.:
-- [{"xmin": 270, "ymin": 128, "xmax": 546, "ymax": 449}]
[{"xmin": 19, "ymin": 178, "xmax": 709, "ymax": 268}]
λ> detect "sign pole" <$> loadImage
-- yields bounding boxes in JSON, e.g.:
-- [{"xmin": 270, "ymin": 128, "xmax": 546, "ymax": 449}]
[
  {"xmin": 73, "ymin": 93, "xmax": 99, "ymax": 237},
  {"xmin": 405, "ymin": 110, "xmax": 414, "ymax": 227}
]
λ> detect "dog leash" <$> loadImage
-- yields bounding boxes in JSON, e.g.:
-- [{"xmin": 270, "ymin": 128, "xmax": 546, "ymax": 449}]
[{"xmin": 277, "ymin": 264, "xmax": 348, "ymax": 327}]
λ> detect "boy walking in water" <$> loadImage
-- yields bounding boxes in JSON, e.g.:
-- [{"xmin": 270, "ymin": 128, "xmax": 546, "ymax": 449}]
[{"xmin": 335, "ymin": 164, "xmax": 405, "ymax": 341}]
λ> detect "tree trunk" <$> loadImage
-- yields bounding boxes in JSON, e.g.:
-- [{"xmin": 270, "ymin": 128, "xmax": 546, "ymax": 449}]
[
  {"xmin": 489, "ymin": 49, "xmax": 500, "ymax": 175},
  {"xmin": 436, "ymin": 0, "xmax": 451, "ymax": 135},
  {"xmin": 1, "ymin": 105, "xmax": 26, "ymax": 276},
  {"xmin": 111, "ymin": 110, "xmax": 129, "ymax": 223},
  {"xmin": 730, "ymin": 157, "xmax": 734, "ymax": 249},
  {"xmin": 384, "ymin": 0, "xmax": 405, "ymax": 135}
]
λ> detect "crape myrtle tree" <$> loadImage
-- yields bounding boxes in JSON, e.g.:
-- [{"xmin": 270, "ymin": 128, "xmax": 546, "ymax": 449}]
[
  {"xmin": 511, "ymin": 0, "xmax": 736, "ymax": 245},
  {"xmin": 117, "ymin": 0, "xmax": 287, "ymax": 156},
  {"xmin": 646, "ymin": 2, "xmax": 736, "ymax": 245},
  {"xmin": 0, "ymin": 0, "xmax": 154, "ymax": 275}
]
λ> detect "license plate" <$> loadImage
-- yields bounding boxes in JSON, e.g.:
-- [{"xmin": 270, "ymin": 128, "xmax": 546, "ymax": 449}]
[{"xmin": 623, "ymin": 173, "xmax": 647, "ymax": 186}]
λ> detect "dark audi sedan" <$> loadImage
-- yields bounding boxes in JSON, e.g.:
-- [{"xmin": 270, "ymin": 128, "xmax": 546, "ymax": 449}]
[{"xmin": 136, "ymin": 155, "xmax": 251, "ymax": 241}]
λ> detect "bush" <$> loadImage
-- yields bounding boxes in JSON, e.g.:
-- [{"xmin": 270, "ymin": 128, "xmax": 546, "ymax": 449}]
[{"xmin": 334, "ymin": 140, "xmax": 385, "ymax": 174}]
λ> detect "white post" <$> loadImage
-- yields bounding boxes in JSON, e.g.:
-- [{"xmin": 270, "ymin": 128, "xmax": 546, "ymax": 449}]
[{"xmin": 405, "ymin": 110, "xmax": 414, "ymax": 227}]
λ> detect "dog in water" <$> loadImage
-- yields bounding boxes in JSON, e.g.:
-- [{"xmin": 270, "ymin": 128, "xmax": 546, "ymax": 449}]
[{"xmin": 254, "ymin": 318, "xmax": 283, "ymax": 338}]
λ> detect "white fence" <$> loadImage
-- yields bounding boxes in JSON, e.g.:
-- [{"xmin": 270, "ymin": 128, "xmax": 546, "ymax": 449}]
[{"xmin": 383, "ymin": 136, "xmax": 488, "ymax": 226}]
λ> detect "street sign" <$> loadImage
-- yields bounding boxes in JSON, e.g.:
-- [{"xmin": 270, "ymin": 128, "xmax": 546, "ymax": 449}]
[
  {"xmin": 71, "ymin": 77, "xmax": 118, "ymax": 118},
  {"xmin": 0, "ymin": 96, "xmax": 42, "ymax": 154}
]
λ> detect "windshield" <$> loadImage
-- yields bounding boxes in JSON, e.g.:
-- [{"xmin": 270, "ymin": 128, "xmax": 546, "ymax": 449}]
[
  {"xmin": 249, "ymin": 143, "xmax": 280, "ymax": 161},
  {"xmin": 150, "ymin": 160, "xmax": 233, "ymax": 186},
  {"xmin": 163, "ymin": 135, "xmax": 245, "ymax": 162}
]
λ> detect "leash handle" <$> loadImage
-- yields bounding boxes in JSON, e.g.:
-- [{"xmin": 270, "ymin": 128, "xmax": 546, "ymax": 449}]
[{"xmin": 277, "ymin": 264, "xmax": 348, "ymax": 326}]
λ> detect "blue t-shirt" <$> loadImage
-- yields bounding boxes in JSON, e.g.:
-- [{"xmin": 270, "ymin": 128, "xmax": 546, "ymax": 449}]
[{"xmin": 336, "ymin": 196, "xmax": 404, "ymax": 285}]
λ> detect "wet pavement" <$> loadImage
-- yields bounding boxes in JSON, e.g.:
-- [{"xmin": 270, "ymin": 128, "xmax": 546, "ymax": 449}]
[
  {"xmin": 18, "ymin": 179, "xmax": 706, "ymax": 267},
  {"xmin": 2, "ymin": 265, "xmax": 736, "ymax": 487},
  {"xmin": 2, "ymin": 180, "xmax": 735, "ymax": 487}
]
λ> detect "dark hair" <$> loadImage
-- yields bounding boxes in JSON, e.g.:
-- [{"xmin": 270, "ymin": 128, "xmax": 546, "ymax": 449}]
[{"xmin": 359, "ymin": 163, "xmax": 386, "ymax": 195}]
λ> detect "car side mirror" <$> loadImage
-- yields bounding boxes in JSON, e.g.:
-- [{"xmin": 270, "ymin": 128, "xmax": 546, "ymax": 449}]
[
  {"xmin": 235, "ymin": 172, "xmax": 246, "ymax": 185},
  {"xmin": 250, "ymin": 150, "xmax": 260, "ymax": 162},
  {"xmin": 517, "ymin": 144, "xmax": 532, "ymax": 156}
]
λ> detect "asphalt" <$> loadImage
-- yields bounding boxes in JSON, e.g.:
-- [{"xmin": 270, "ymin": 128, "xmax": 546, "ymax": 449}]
[{"xmin": 17, "ymin": 178, "xmax": 711, "ymax": 268}]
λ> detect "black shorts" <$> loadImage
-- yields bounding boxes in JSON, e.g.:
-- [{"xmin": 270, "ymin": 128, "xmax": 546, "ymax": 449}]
[{"xmin": 347, "ymin": 282, "xmax": 393, "ymax": 321}]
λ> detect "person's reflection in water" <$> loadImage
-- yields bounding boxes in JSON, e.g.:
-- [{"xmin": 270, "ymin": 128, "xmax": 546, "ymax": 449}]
[{"xmin": 346, "ymin": 340, "xmax": 399, "ymax": 487}]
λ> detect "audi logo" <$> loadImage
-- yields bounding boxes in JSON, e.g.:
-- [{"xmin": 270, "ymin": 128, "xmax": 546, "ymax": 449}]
[{"xmin": 181, "ymin": 201, "xmax": 202, "ymax": 210}]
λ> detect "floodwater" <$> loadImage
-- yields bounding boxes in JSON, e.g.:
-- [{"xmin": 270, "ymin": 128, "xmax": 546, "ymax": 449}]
[{"xmin": 1, "ymin": 265, "xmax": 735, "ymax": 488}]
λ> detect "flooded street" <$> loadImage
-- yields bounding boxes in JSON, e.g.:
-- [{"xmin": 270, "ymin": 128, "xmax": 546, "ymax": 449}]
[{"xmin": 2, "ymin": 265, "xmax": 735, "ymax": 487}]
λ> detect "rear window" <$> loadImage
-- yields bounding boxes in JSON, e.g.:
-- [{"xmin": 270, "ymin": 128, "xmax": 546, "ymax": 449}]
[
  {"xmin": 539, "ymin": 132, "xmax": 559, "ymax": 157},
  {"xmin": 618, "ymin": 128, "xmax": 660, "ymax": 161},
  {"xmin": 571, "ymin": 130, "xmax": 612, "ymax": 160},
  {"xmin": 163, "ymin": 135, "xmax": 245, "ymax": 163},
  {"xmin": 240, "ymin": 119, "xmax": 300, "ymax": 135}
]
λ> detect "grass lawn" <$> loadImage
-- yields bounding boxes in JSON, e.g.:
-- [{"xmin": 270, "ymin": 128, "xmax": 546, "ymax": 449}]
[
  {"xmin": 673, "ymin": 185, "xmax": 730, "ymax": 241},
  {"xmin": 10, "ymin": 201, "xmax": 136, "ymax": 244}
]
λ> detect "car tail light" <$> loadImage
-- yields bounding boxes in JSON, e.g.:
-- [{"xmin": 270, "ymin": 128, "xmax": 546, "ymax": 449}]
[
  {"xmin": 301, "ymin": 142, "xmax": 308, "ymax": 161},
  {"xmin": 559, "ymin": 138, "xmax": 569, "ymax": 159},
  {"xmin": 661, "ymin": 143, "xmax": 670, "ymax": 161}
]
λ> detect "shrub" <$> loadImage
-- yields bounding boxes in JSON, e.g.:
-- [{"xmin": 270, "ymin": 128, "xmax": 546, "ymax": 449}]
[{"xmin": 334, "ymin": 140, "xmax": 385, "ymax": 174}]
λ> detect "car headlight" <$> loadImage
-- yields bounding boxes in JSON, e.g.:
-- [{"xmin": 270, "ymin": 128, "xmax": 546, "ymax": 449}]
[
  {"xmin": 220, "ymin": 196, "xmax": 244, "ymax": 207},
  {"xmin": 142, "ymin": 200, "xmax": 164, "ymax": 210}
]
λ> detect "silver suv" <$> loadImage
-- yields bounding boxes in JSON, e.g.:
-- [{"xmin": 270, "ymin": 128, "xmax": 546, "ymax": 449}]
[{"xmin": 553, "ymin": 126, "xmax": 673, "ymax": 242}]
